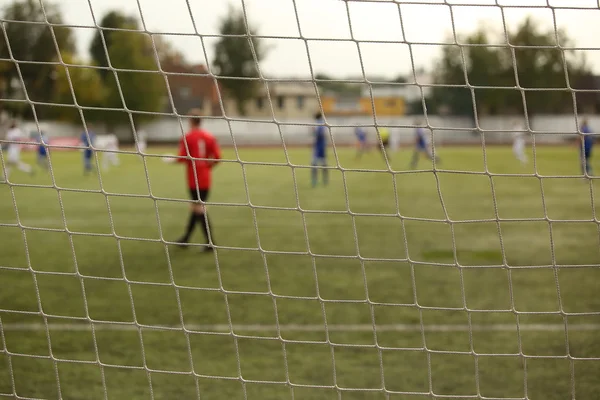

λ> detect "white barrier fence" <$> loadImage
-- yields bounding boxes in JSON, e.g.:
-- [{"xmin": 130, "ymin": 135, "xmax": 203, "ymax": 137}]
[{"xmin": 6, "ymin": 115, "xmax": 593, "ymax": 147}]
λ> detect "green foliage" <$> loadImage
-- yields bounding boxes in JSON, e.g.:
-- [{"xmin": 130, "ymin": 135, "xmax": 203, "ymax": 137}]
[
  {"xmin": 51, "ymin": 53, "xmax": 105, "ymax": 123},
  {"xmin": 102, "ymin": 30, "xmax": 165, "ymax": 127},
  {"xmin": 429, "ymin": 43, "xmax": 474, "ymax": 117},
  {"xmin": 89, "ymin": 10, "xmax": 138, "ymax": 82},
  {"xmin": 431, "ymin": 17, "xmax": 589, "ymax": 116},
  {"xmin": 510, "ymin": 18, "xmax": 586, "ymax": 114},
  {"xmin": 0, "ymin": 0, "xmax": 75, "ymax": 118},
  {"xmin": 213, "ymin": 7, "xmax": 266, "ymax": 115},
  {"xmin": 87, "ymin": 11, "xmax": 167, "ymax": 128}
]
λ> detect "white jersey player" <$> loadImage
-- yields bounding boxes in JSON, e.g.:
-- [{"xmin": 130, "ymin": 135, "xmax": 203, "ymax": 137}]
[
  {"xmin": 136, "ymin": 129, "xmax": 147, "ymax": 153},
  {"xmin": 2, "ymin": 122, "xmax": 33, "ymax": 180},
  {"xmin": 101, "ymin": 134, "xmax": 120, "ymax": 170},
  {"xmin": 512, "ymin": 122, "xmax": 527, "ymax": 165}
]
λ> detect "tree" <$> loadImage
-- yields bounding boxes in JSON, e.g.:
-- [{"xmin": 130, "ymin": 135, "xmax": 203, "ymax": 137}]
[
  {"xmin": 573, "ymin": 73, "xmax": 600, "ymax": 113},
  {"xmin": 0, "ymin": 0, "xmax": 74, "ymax": 117},
  {"xmin": 509, "ymin": 17, "xmax": 587, "ymax": 115},
  {"xmin": 213, "ymin": 7, "xmax": 266, "ymax": 115},
  {"xmin": 430, "ymin": 18, "xmax": 588, "ymax": 116},
  {"xmin": 102, "ymin": 30, "xmax": 165, "ymax": 127},
  {"xmin": 429, "ymin": 43, "xmax": 475, "ymax": 117},
  {"xmin": 89, "ymin": 11, "xmax": 166, "ymax": 129},
  {"xmin": 51, "ymin": 53, "xmax": 105, "ymax": 123},
  {"xmin": 89, "ymin": 10, "xmax": 138, "ymax": 81}
]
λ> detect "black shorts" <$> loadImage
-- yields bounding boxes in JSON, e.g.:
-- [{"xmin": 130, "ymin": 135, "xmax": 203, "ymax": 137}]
[{"xmin": 189, "ymin": 188, "xmax": 210, "ymax": 202}]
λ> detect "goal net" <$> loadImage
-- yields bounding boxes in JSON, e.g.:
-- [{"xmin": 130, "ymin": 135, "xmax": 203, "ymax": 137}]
[{"xmin": 1, "ymin": 0, "xmax": 599, "ymax": 399}]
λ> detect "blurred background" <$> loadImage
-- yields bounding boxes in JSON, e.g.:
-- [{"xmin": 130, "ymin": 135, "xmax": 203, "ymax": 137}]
[{"xmin": 1, "ymin": 0, "xmax": 600, "ymax": 146}]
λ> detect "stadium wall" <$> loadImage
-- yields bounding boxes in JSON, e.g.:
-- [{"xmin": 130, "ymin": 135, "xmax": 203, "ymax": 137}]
[
  {"xmin": 140, "ymin": 115, "xmax": 587, "ymax": 146},
  {"xmin": 5, "ymin": 115, "xmax": 593, "ymax": 147}
]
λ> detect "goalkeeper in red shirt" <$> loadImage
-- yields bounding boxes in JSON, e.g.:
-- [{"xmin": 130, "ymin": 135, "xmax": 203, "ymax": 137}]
[{"xmin": 174, "ymin": 113, "xmax": 221, "ymax": 252}]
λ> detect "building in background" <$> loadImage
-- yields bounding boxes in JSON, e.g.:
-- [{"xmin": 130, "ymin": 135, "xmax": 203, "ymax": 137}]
[
  {"xmin": 161, "ymin": 57, "xmax": 221, "ymax": 117},
  {"xmin": 158, "ymin": 62, "xmax": 433, "ymax": 120},
  {"xmin": 223, "ymin": 81, "xmax": 319, "ymax": 120}
]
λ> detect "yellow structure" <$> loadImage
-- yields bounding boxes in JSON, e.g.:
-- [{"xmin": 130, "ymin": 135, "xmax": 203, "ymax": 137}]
[{"xmin": 321, "ymin": 94, "xmax": 405, "ymax": 117}]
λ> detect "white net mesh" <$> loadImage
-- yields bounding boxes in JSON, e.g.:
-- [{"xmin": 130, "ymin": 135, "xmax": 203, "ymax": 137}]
[{"xmin": 1, "ymin": 0, "xmax": 600, "ymax": 399}]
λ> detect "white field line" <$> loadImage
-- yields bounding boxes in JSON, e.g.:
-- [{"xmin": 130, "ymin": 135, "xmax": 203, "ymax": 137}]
[{"xmin": 2, "ymin": 323, "xmax": 600, "ymax": 332}]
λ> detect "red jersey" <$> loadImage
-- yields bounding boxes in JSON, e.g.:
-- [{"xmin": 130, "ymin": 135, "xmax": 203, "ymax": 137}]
[{"xmin": 178, "ymin": 128, "xmax": 221, "ymax": 189}]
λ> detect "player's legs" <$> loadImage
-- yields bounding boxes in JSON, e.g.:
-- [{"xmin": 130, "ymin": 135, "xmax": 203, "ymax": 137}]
[
  {"xmin": 311, "ymin": 155, "xmax": 319, "ymax": 187},
  {"xmin": 425, "ymin": 147, "xmax": 441, "ymax": 164},
  {"xmin": 360, "ymin": 142, "xmax": 366, "ymax": 159},
  {"xmin": 320, "ymin": 157, "xmax": 328, "ymax": 185},
  {"xmin": 3, "ymin": 159, "xmax": 14, "ymax": 180},
  {"xmin": 37, "ymin": 154, "xmax": 48, "ymax": 170},
  {"xmin": 102, "ymin": 152, "xmax": 117, "ymax": 169},
  {"xmin": 106, "ymin": 146, "xmax": 119, "ymax": 167},
  {"xmin": 380, "ymin": 139, "xmax": 390, "ymax": 160},
  {"xmin": 6, "ymin": 154, "xmax": 33, "ymax": 176},
  {"xmin": 176, "ymin": 188, "xmax": 201, "ymax": 246},
  {"xmin": 518, "ymin": 150, "xmax": 527, "ymax": 165},
  {"xmin": 513, "ymin": 141, "xmax": 527, "ymax": 164},
  {"xmin": 177, "ymin": 189, "xmax": 214, "ymax": 251},
  {"xmin": 312, "ymin": 156, "xmax": 327, "ymax": 187},
  {"xmin": 356, "ymin": 140, "xmax": 368, "ymax": 160},
  {"xmin": 585, "ymin": 150, "xmax": 593, "ymax": 176},
  {"xmin": 409, "ymin": 148, "xmax": 420, "ymax": 169},
  {"xmin": 83, "ymin": 150, "xmax": 93, "ymax": 174},
  {"xmin": 195, "ymin": 190, "xmax": 214, "ymax": 251},
  {"xmin": 16, "ymin": 161, "xmax": 33, "ymax": 174},
  {"xmin": 84, "ymin": 154, "xmax": 90, "ymax": 173}
]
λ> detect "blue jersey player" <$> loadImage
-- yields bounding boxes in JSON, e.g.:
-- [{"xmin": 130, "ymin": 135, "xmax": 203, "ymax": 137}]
[
  {"xmin": 355, "ymin": 126, "xmax": 368, "ymax": 160},
  {"xmin": 37, "ymin": 131, "xmax": 49, "ymax": 169},
  {"xmin": 580, "ymin": 119, "xmax": 594, "ymax": 176},
  {"xmin": 311, "ymin": 112, "xmax": 328, "ymax": 187},
  {"xmin": 410, "ymin": 121, "xmax": 439, "ymax": 169},
  {"xmin": 81, "ymin": 129, "xmax": 96, "ymax": 175}
]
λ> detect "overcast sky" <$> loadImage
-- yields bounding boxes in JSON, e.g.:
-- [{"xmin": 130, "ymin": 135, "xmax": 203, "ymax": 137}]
[{"xmin": 8, "ymin": 0, "xmax": 600, "ymax": 79}]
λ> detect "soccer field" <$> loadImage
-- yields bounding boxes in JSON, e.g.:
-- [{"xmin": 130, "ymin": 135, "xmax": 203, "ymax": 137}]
[{"xmin": 1, "ymin": 145, "xmax": 600, "ymax": 400}]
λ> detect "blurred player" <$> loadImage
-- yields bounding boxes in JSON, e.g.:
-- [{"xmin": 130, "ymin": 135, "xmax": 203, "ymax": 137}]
[
  {"xmin": 37, "ymin": 130, "xmax": 49, "ymax": 170},
  {"xmin": 174, "ymin": 112, "xmax": 221, "ymax": 252},
  {"xmin": 511, "ymin": 121, "xmax": 527, "ymax": 165},
  {"xmin": 580, "ymin": 119, "xmax": 594, "ymax": 176},
  {"xmin": 136, "ymin": 129, "xmax": 147, "ymax": 153},
  {"xmin": 2, "ymin": 121, "xmax": 33, "ymax": 180},
  {"xmin": 80, "ymin": 127, "xmax": 96, "ymax": 175},
  {"xmin": 378, "ymin": 127, "xmax": 390, "ymax": 159},
  {"xmin": 410, "ymin": 121, "xmax": 439, "ymax": 169},
  {"xmin": 311, "ymin": 112, "xmax": 328, "ymax": 187},
  {"xmin": 102, "ymin": 134, "xmax": 120, "ymax": 170},
  {"xmin": 355, "ymin": 126, "xmax": 368, "ymax": 160}
]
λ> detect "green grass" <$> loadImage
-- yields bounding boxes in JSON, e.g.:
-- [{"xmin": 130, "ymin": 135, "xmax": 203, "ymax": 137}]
[{"xmin": 1, "ymin": 145, "xmax": 600, "ymax": 399}]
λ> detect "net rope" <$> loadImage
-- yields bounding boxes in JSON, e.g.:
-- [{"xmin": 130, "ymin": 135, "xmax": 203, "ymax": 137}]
[{"xmin": 0, "ymin": 0, "xmax": 598, "ymax": 399}]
